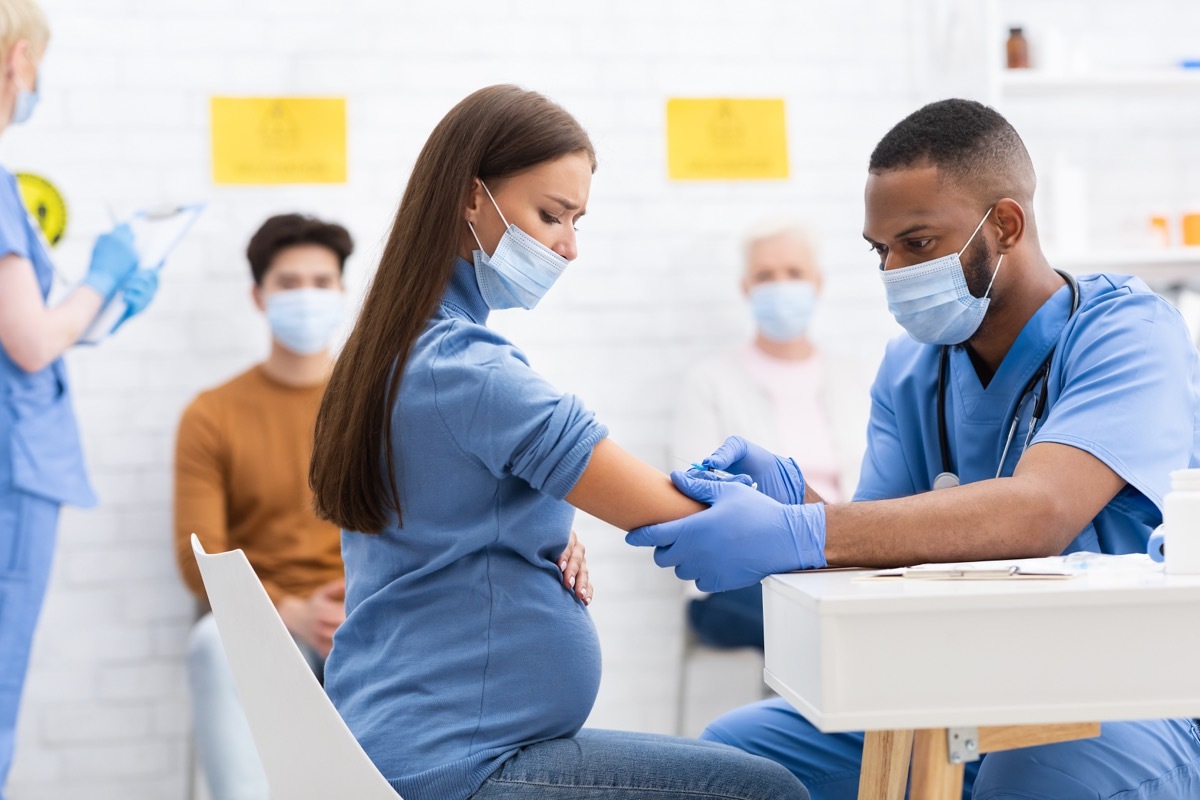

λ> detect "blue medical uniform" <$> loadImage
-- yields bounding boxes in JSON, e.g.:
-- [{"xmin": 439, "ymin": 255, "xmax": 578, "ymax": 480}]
[
  {"xmin": 0, "ymin": 167, "xmax": 96, "ymax": 796},
  {"xmin": 702, "ymin": 274, "xmax": 1200, "ymax": 799}
]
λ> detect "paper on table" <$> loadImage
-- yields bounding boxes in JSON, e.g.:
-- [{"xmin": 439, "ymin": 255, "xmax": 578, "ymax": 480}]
[
  {"xmin": 864, "ymin": 553, "xmax": 1164, "ymax": 581},
  {"xmin": 867, "ymin": 557, "xmax": 1077, "ymax": 580},
  {"xmin": 79, "ymin": 203, "xmax": 204, "ymax": 345}
]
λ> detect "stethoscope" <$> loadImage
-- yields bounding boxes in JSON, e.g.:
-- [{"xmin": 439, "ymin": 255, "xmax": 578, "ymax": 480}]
[{"xmin": 932, "ymin": 269, "xmax": 1080, "ymax": 491}]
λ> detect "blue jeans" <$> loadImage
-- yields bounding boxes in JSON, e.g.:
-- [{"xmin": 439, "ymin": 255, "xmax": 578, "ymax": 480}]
[
  {"xmin": 0, "ymin": 490, "xmax": 59, "ymax": 800},
  {"xmin": 186, "ymin": 613, "xmax": 325, "ymax": 800},
  {"xmin": 702, "ymin": 698, "xmax": 1200, "ymax": 800},
  {"xmin": 470, "ymin": 728, "xmax": 809, "ymax": 799},
  {"xmin": 687, "ymin": 584, "xmax": 765, "ymax": 650}
]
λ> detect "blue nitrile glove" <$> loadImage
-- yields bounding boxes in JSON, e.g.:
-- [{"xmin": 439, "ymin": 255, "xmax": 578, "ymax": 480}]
[
  {"xmin": 82, "ymin": 224, "xmax": 138, "ymax": 302},
  {"xmin": 625, "ymin": 469, "xmax": 827, "ymax": 592},
  {"xmin": 703, "ymin": 435, "xmax": 806, "ymax": 504},
  {"xmin": 112, "ymin": 269, "xmax": 159, "ymax": 331}
]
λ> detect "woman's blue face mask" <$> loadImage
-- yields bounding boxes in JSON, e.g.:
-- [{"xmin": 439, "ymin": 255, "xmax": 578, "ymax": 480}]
[
  {"xmin": 469, "ymin": 182, "xmax": 568, "ymax": 311},
  {"xmin": 878, "ymin": 207, "xmax": 1004, "ymax": 346}
]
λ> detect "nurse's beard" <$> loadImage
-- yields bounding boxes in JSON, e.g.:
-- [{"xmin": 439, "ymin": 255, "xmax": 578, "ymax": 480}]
[
  {"xmin": 962, "ymin": 235, "xmax": 997, "ymax": 300},
  {"xmin": 961, "ymin": 236, "xmax": 1004, "ymax": 345}
]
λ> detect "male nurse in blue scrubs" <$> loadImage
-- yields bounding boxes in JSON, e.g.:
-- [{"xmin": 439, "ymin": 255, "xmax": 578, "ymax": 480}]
[
  {"xmin": 629, "ymin": 98, "xmax": 1200, "ymax": 798},
  {"xmin": 0, "ymin": 4, "xmax": 159, "ymax": 794}
]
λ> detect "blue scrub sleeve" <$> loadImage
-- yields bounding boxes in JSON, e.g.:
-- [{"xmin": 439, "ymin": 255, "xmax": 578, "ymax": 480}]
[
  {"xmin": 1033, "ymin": 290, "xmax": 1200, "ymax": 519},
  {"xmin": 0, "ymin": 174, "xmax": 31, "ymax": 262},
  {"xmin": 853, "ymin": 348, "xmax": 919, "ymax": 502},
  {"xmin": 433, "ymin": 326, "xmax": 608, "ymax": 500}
]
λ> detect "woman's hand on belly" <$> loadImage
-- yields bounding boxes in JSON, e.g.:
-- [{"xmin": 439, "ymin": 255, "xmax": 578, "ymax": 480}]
[{"xmin": 557, "ymin": 530, "xmax": 593, "ymax": 606}]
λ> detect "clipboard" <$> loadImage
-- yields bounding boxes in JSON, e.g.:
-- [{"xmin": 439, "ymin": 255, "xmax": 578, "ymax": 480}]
[
  {"xmin": 78, "ymin": 203, "xmax": 204, "ymax": 344},
  {"xmin": 867, "ymin": 558, "xmax": 1077, "ymax": 581},
  {"xmin": 860, "ymin": 553, "xmax": 1161, "ymax": 581}
]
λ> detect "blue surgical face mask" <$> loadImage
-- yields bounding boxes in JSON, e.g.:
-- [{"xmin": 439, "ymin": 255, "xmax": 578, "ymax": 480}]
[
  {"xmin": 266, "ymin": 287, "xmax": 344, "ymax": 355},
  {"xmin": 749, "ymin": 280, "xmax": 817, "ymax": 342},
  {"xmin": 878, "ymin": 207, "xmax": 1004, "ymax": 346},
  {"xmin": 468, "ymin": 181, "xmax": 568, "ymax": 310},
  {"xmin": 11, "ymin": 75, "xmax": 38, "ymax": 126}
]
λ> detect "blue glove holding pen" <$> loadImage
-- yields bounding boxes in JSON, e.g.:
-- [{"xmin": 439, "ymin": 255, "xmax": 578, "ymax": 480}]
[
  {"xmin": 113, "ymin": 269, "xmax": 160, "ymax": 331},
  {"xmin": 703, "ymin": 435, "xmax": 807, "ymax": 505},
  {"xmin": 625, "ymin": 470, "xmax": 827, "ymax": 592},
  {"xmin": 82, "ymin": 224, "xmax": 138, "ymax": 302}
]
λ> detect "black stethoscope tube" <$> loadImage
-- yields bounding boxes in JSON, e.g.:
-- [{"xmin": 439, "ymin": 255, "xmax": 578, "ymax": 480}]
[{"xmin": 935, "ymin": 269, "xmax": 1080, "ymax": 489}]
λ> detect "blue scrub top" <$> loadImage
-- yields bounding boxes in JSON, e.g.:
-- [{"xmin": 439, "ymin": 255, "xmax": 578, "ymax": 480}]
[
  {"xmin": 856, "ymin": 273, "xmax": 1200, "ymax": 555},
  {"xmin": 0, "ymin": 166, "xmax": 95, "ymax": 508}
]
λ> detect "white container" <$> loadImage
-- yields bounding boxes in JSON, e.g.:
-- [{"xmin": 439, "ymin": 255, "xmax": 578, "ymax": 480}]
[{"xmin": 1163, "ymin": 468, "xmax": 1200, "ymax": 575}]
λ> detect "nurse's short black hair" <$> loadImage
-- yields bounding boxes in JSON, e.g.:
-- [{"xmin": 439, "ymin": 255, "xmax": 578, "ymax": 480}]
[
  {"xmin": 246, "ymin": 214, "xmax": 354, "ymax": 286},
  {"xmin": 869, "ymin": 98, "xmax": 1036, "ymax": 203}
]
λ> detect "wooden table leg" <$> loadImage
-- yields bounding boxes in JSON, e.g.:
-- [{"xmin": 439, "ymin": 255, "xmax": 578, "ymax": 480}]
[
  {"xmin": 910, "ymin": 729, "xmax": 964, "ymax": 800},
  {"xmin": 856, "ymin": 722, "xmax": 1099, "ymax": 799},
  {"xmin": 858, "ymin": 729, "xmax": 914, "ymax": 800}
]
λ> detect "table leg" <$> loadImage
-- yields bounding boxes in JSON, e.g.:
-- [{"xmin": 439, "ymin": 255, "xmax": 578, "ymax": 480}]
[
  {"xmin": 858, "ymin": 729, "xmax": 914, "ymax": 800},
  {"xmin": 910, "ymin": 729, "xmax": 964, "ymax": 800}
]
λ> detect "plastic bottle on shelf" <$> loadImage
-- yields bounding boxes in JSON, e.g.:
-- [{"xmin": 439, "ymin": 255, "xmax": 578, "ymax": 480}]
[
  {"xmin": 1184, "ymin": 208, "xmax": 1200, "ymax": 247},
  {"xmin": 1006, "ymin": 27, "xmax": 1030, "ymax": 69},
  {"xmin": 1050, "ymin": 154, "xmax": 1088, "ymax": 254},
  {"xmin": 1148, "ymin": 214, "xmax": 1171, "ymax": 248}
]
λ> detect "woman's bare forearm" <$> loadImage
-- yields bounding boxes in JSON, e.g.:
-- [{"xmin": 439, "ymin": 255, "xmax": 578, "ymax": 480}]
[{"xmin": 566, "ymin": 438, "xmax": 705, "ymax": 531}]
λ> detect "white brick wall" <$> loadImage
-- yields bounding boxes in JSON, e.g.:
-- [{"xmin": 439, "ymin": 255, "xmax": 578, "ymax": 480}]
[{"xmin": 5, "ymin": 1, "xmax": 1197, "ymax": 796}]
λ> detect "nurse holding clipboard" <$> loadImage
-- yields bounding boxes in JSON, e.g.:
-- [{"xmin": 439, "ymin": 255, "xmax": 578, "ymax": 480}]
[{"xmin": 0, "ymin": 2, "xmax": 159, "ymax": 795}]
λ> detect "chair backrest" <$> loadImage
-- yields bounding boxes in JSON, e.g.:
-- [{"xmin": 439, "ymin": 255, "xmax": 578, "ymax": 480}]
[{"xmin": 190, "ymin": 534, "xmax": 400, "ymax": 799}]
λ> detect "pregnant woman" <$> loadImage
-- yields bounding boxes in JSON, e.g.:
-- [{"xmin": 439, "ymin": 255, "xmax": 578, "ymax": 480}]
[{"xmin": 309, "ymin": 84, "xmax": 809, "ymax": 800}]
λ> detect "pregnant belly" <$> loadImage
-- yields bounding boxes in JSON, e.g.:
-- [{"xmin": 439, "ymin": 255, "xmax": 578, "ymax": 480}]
[{"xmin": 476, "ymin": 591, "xmax": 602, "ymax": 744}]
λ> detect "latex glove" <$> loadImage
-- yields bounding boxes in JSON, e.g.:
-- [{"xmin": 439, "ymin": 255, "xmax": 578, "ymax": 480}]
[
  {"xmin": 625, "ymin": 470, "xmax": 827, "ymax": 592},
  {"xmin": 557, "ymin": 529, "xmax": 593, "ymax": 605},
  {"xmin": 703, "ymin": 435, "xmax": 806, "ymax": 504},
  {"xmin": 82, "ymin": 224, "xmax": 138, "ymax": 302},
  {"xmin": 112, "ymin": 269, "xmax": 159, "ymax": 331}
]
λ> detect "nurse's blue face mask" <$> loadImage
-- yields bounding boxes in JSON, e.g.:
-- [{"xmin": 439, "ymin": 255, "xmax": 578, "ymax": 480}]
[
  {"xmin": 11, "ymin": 78, "xmax": 37, "ymax": 125},
  {"xmin": 878, "ymin": 207, "xmax": 1004, "ymax": 346},
  {"xmin": 9, "ymin": 47, "xmax": 39, "ymax": 126},
  {"xmin": 468, "ymin": 181, "xmax": 568, "ymax": 311}
]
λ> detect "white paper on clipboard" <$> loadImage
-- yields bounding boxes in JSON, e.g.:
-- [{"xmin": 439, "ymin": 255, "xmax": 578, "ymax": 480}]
[
  {"xmin": 865, "ymin": 557, "xmax": 1077, "ymax": 580},
  {"xmin": 79, "ymin": 203, "xmax": 204, "ymax": 345},
  {"xmin": 859, "ymin": 553, "xmax": 1161, "ymax": 581}
]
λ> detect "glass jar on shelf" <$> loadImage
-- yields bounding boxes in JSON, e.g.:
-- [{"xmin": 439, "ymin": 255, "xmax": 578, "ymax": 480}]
[{"xmin": 1006, "ymin": 27, "xmax": 1030, "ymax": 70}]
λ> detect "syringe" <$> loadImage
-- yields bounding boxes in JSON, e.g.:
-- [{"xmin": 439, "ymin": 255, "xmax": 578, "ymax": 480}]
[{"xmin": 673, "ymin": 457, "xmax": 757, "ymax": 489}]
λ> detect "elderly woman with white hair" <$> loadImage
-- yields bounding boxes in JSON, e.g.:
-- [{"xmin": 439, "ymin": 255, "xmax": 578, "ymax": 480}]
[{"xmin": 671, "ymin": 222, "xmax": 867, "ymax": 651}]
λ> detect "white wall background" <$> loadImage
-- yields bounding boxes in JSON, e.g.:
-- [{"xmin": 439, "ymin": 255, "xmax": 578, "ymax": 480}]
[{"xmin": 5, "ymin": 0, "xmax": 1199, "ymax": 797}]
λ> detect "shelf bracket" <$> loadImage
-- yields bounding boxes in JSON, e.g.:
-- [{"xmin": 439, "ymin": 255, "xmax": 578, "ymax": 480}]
[{"xmin": 947, "ymin": 726, "xmax": 980, "ymax": 764}]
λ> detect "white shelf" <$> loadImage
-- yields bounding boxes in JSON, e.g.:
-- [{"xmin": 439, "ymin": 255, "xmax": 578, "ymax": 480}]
[
  {"xmin": 1049, "ymin": 248, "xmax": 1200, "ymax": 286},
  {"xmin": 999, "ymin": 69, "xmax": 1200, "ymax": 94}
]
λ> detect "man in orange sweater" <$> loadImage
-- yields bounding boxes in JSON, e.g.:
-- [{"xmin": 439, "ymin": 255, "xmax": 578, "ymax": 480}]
[{"xmin": 173, "ymin": 213, "xmax": 354, "ymax": 800}]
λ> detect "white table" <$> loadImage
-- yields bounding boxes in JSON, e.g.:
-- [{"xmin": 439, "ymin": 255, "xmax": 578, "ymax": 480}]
[{"xmin": 762, "ymin": 568, "xmax": 1200, "ymax": 799}]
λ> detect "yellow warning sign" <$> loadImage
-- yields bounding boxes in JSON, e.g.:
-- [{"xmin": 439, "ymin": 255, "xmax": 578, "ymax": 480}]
[
  {"xmin": 666, "ymin": 98, "xmax": 789, "ymax": 181},
  {"xmin": 210, "ymin": 97, "xmax": 347, "ymax": 185},
  {"xmin": 15, "ymin": 172, "xmax": 67, "ymax": 245}
]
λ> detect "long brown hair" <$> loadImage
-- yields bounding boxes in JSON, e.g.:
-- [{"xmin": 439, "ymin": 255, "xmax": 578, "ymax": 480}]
[{"xmin": 311, "ymin": 85, "xmax": 596, "ymax": 534}]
